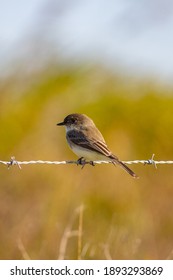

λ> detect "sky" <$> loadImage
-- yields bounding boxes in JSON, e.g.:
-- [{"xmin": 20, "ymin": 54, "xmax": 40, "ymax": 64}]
[{"xmin": 1, "ymin": 0, "xmax": 173, "ymax": 81}]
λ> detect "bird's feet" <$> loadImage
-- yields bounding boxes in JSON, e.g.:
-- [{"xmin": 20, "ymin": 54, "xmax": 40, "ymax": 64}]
[
  {"xmin": 77, "ymin": 157, "xmax": 86, "ymax": 169},
  {"xmin": 77, "ymin": 157, "xmax": 95, "ymax": 169},
  {"xmin": 89, "ymin": 161, "xmax": 95, "ymax": 166}
]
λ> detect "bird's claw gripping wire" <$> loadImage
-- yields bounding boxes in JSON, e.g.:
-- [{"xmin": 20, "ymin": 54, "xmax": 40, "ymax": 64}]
[{"xmin": 77, "ymin": 157, "xmax": 95, "ymax": 169}]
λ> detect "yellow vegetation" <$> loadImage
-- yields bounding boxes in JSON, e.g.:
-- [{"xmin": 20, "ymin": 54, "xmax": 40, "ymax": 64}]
[{"xmin": 0, "ymin": 65, "xmax": 173, "ymax": 259}]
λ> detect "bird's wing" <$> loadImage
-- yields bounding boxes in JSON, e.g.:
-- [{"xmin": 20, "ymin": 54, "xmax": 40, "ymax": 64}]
[{"xmin": 67, "ymin": 129, "xmax": 114, "ymax": 158}]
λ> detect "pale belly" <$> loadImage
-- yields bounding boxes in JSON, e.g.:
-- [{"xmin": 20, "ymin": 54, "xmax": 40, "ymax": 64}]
[{"xmin": 70, "ymin": 144, "xmax": 109, "ymax": 161}]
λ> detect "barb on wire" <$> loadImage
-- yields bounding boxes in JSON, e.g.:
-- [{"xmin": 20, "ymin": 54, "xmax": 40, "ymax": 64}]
[
  {"xmin": 7, "ymin": 156, "xmax": 22, "ymax": 170},
  {"xmin": 0, "ymin": 154, "xmax": 173, "ymax": 170}
]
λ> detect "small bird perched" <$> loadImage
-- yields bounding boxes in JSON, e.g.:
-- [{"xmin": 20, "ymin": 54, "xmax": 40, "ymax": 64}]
[{"xmin": 57, "ymin": 113, "xmax": 138, "ymax": 178}]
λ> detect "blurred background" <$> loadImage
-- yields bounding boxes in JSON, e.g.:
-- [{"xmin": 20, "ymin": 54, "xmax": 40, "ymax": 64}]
[{"xmin": 1, "ymin": 0, "xmax": 173, "ymax": 260}]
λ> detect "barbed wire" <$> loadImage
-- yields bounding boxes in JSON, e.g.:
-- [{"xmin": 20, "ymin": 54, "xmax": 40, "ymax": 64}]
[{"xmin": 0, "ymin": 154, "xmax": 173, "ymax": 170}]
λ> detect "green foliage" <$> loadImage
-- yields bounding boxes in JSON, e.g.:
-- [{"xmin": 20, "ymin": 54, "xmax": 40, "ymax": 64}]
[{"xmin": 0, "ymin": 65, "xmax": 173, "ymax": 259}]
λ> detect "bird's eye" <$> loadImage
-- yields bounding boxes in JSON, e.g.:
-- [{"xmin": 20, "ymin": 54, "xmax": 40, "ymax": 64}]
[{"xmin": 71, "ymin": 118, "xmax": 76, "ymax": 124}]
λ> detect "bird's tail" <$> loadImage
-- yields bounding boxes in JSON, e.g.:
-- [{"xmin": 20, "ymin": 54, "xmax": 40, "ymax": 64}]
[
  {"xmin": 118, "ymin": 160, "xmax": 139, "ymax": 178},
  {"xmin": 111, "ymin": 157, "xmax": 139, "ymax": 178}
]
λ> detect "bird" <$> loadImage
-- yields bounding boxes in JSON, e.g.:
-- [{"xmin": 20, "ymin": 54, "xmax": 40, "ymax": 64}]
[{"xmin": 57, "ymin": 113, "xmax": 138, "ymax": 178}]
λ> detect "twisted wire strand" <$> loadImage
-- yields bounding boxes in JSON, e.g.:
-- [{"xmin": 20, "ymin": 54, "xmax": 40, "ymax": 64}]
[{"xmin": 0, "ymin": 154, "xmax": 173, "ymax": 169}]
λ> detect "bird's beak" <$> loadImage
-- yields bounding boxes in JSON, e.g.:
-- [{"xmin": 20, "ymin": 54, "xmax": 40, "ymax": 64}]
[{"xmin": 57, "ymin": 121, "xmax": 65, "ymax": 126}]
